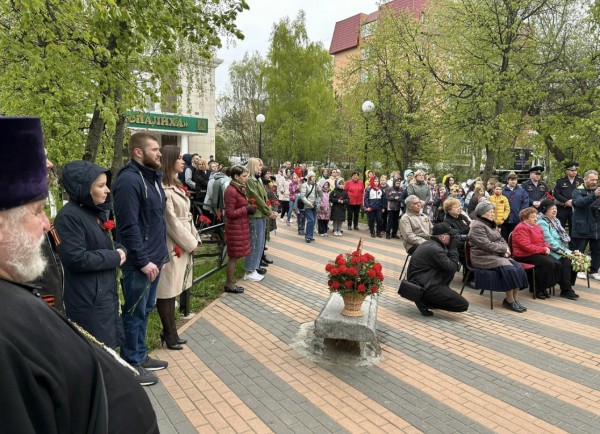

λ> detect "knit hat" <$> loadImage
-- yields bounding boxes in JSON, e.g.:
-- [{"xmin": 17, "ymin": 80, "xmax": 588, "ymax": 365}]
[
  {"xmin": 0, "ymin": 117, "xmax": 48, "ymax": 210},
  {"xmin": 431, "ymin": 222, "xmax": 452, "ymax": 236},
  {"xmin": 539, "ymin": 199, "xmax": 557, "ymax": 214},
  {"xmin": 475, "ymin": 200, "xmax": 494, "ymax": 217},
  {"xmin": 306, "ymin": 170, "xmax": 316, "ymax": 178},
  {"xmin": 335, "ymin": 179, "xmax": 344, "ymax": 188}
]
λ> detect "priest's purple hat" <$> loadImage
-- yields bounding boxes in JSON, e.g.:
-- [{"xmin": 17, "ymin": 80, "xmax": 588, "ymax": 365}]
[{"xmin": 0, "ymin": 117, "xmax": 48, "ymax": 210}]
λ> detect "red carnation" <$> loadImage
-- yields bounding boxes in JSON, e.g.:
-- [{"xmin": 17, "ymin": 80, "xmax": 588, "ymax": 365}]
[
  {"xmin": 266, "ymin": 200, "xmax": 272, "ymax": 207},
  {"xmin": 351, "ymin": 250, "xmax": 360, "ymax": 257},
  {"xmin": 364, "ymin": 253, "xmax": 375, "ymax": 261},
  {"xmin": 347, "ymin": 267, "xmax": 358, "ymax": 276},
  {"xmin": 338, "ymin": 264, "xmax": 347, "ymax": 273},
  {"xmin": 249, "ymin": 198, "xmax": 256, "ymax": 204},
  {"xmin": 373, "ymin": 262, "xmax": 382, "ymax": 272},
  {"xmin": 336, "ymin": 257, "xmax": 346, "ymax": 266},
  {"xmin": 327, "ymin": 280, "xmax": 334, "ymax": 287},
  {"xmin": 344, "ymin": 280, "xmax": 353, "ymax": 289},
  {"xmin": 360, "ymin": 256, "xmax": 368, "ymax": 263},
  {"xmin": 371, "ymin": 286, "xmax": 378, "ymax": 294},
  {"xmin": 330, "ymin": 268, "xmax": 339, "ymax": 276},
  {"xmin": 173, "ymin": 244, "xmax": 182, "ymax": 258},
  {"xmin": 199, "ymin": 215, "xmax": 212, "ymax": 224},
  {"xmin": 331, "ymin": 281, "xmax": 340, "ymax": 290},
  {"xmin": 357, "ymin": 284, "xmax": 366, "ymax": 293},
  {"xmin": 101, "ymin": 220, "xmax": 116, "ymax": 231},
  {"xmin": 378, "ymin": 272, "xmax": 384, "ymax": 281},
  {"xmin": 325, "ymin": 263, "xmax": 333, "ymax": 272},
  {"xmin": 351, "ymin": 256, "xmax": 359, "ymax": 264},
  {"xmin": 368, "ymin": 269, "xmax": 377, "ymax": 278}
]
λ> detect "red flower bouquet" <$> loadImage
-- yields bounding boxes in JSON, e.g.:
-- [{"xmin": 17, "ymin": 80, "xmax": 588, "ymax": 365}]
[{"xmin": 325, "ymin": 244, "xmax": 383, "ymax": 296}]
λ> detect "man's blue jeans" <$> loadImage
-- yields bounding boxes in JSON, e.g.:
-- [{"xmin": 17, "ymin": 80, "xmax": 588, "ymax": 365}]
[
  {"xmin": 305, "ymin": 208, "xmax": 316, "ymax": 240},
  {"xmin": 244, "ymin": 218, "xmax": 266, "ymax": 272},
  {"xmin": 121, "ymin": 267, "xmax": 161, "ymax": 365}
]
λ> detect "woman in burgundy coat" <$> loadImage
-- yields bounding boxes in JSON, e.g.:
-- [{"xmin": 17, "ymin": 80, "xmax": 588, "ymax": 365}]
[{"xmin": 224, "ymin": 165, "xmax": 254, "ymax": 293}]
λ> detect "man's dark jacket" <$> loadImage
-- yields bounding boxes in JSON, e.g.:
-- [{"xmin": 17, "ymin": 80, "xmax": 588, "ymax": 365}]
[
  {"xmin": 407, "ymin": 237, "xmax": 460, "ymax": 289},
  {"xmin": 112, "ymin": 160, "xmax": 167, "ymax": 269},
  {"xmin": 572, "ymin": 186, "xmax": 600, "ymax": 239},
  {"xmin": 0, "ymin": 278, "xmax": 158, "ymax": 434}
]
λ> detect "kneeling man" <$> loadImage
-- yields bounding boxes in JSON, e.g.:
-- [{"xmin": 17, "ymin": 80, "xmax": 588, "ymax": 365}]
[{"xmin": 407, "ymin": 222, "xmax": 469, "ymax": 316}]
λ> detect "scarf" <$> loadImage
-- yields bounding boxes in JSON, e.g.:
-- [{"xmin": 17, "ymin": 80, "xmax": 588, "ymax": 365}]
[
  {"xmin": 230, "ymin": 180, "xmax": 246, "ymax": 195},
  {"xmin": 540, "ymin": 214, "xmax": 570, "ymax": 243}
]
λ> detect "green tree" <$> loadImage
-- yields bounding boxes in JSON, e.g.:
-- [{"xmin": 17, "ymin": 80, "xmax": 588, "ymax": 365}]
[
  {"xmin": 528, "ymin": 1, "xmax": 600, "ymax": 172},
  {"xmin": 0, "ymin": 0, "xmax": 248, "ymax": 171},
  {"xmin": 217, "ymin": 51, "xmax": 268, "ymax": 157},
  {"xmin": 338, "ymin": 8, "xmax": 440, "ymax": 173},
  {"xmin": 263, "ymin": 12, "xmax": 337, "ymax": 163},
  {"xmin": 426, "ymin": 0, "xmax": 565, "ymax": 181}
]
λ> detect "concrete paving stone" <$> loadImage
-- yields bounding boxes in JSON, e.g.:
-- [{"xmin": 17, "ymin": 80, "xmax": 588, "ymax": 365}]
[
  {"xmin": 156, "ymin": 420, "xmax": 177, "ymax": 434},
  {"xmin": 149, "ymin": 234, "xmax": 600, "ymax": 433}
]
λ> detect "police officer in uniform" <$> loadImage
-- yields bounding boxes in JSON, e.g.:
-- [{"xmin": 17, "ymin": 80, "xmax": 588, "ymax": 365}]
[
  {"xmin": 553, "ymin": 161, "xmax": 584, "ymax": 233},
  {"xmin": 521, "ymin": 165, "xmax": 550, "ymax": 209}
]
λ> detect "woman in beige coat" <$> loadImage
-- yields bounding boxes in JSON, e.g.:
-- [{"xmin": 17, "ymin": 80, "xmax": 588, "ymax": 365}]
[{"xmin": 157, "ymin": 146, "xmax": 199, "ymax": 350}]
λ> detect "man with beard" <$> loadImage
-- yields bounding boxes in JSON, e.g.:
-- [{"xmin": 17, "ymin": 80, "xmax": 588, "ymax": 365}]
[
  {"xmin": 0, "ymin": 117, "xmax": 158, "ymax": 433},
  {"xmin": 113, "ymin": 132, "xmax": 168, "ymax": 386}
]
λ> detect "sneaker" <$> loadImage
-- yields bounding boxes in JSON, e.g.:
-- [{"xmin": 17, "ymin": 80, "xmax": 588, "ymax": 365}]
[
  {"xmin": 141, "ymin": 355, "xmax": 168, "ymax": 371},
  {"xmin": 591, "ymin": 273, "xmax": 600, "ymax": 281},
  {"xmin": 134, "ymin": 365, "xmax": 158, "ymax": 386},
  {"xmin": 243, "ymin": 271, "xmax": 264, "ymax": 282},
  {"xmin": 577, "ymin": 272, "xmax": 587, "ymax": 279}
]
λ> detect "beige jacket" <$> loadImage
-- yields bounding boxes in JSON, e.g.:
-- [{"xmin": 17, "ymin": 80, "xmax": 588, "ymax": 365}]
[
  {"xmin": 400, "ymin": 211, "xmax": 432, "ymax": 252},
  {"xmin": 157, "ymin": 185, "xmax": 199, "ymax": 299}
]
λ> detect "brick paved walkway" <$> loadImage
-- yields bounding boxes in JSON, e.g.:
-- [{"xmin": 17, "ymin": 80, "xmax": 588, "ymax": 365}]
[{"xmin": 146, "ymin": 222, "xmax": 600, "ymax": 433}]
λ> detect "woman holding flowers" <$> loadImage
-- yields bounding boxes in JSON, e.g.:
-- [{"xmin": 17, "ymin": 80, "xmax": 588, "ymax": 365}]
[
  {"xmin": 156, "ymin": 146, "xmax": 199, "ymax": 350},
  {"xmin": 54, "ymin": 160, "xmax": 126, "ymax": 348},
  {"xmin": 537, "ymin": 199, "xmax": 580, "ymax": 300}
]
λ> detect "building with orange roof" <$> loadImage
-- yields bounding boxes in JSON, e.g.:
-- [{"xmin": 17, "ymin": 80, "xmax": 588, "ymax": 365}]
[{"xmin": 329, "ymin": 0, "xmax": 428, "ymax": 92}]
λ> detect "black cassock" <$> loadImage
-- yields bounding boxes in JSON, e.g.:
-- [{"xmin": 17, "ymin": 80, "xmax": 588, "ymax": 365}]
[{"xmin": 0, "ymin": 278, "xmax": 158, "ymax": 434}]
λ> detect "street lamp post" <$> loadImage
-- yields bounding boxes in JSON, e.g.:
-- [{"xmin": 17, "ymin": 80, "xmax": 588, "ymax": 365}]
[
  {"xmin": 361, "ymin": 100, "xmax": 375, "ymax": 184},
  {"xmin": 256, "ymin": 114, "xmax": 265, "ymax": 159}
]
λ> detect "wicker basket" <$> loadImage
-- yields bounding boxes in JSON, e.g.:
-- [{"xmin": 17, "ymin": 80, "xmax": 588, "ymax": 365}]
[{"xmin": 340, "ymin": 293, "xmax": 367, "ymax": 317}]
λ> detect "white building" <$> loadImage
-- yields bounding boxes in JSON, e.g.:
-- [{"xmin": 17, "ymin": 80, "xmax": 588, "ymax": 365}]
[{"xmin": 126, "ymin": 58, "xmax": 223, "ymax": 159}]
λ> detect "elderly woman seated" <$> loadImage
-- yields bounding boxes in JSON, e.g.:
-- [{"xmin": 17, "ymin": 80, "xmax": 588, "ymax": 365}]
[
  {"xmin": 536, "ymin": 199, "xmax": 579, "ymax": 300},
  {"xmin": 511, "ymin": 207, "xmax": 562, "ymax": 299},
  {"xmin": 468, "ymin": 201, "xmax": 529, "ymax": 312},
  {"xmin": 443, "ymin": 197, "xmax": 470, "ymax": 278}
]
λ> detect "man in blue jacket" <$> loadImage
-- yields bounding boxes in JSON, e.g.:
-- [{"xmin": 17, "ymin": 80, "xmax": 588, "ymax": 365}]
[
  {"xmin": 113, "ymin": 132, "xmax": 169, "ymax": 386},
  {"xmin": 501, "ymin": 172, "xmax": 529, "ymax": 241},
  {"xmin": 571, "ymin": 169, "xmax": 600, "ymax": 280}
]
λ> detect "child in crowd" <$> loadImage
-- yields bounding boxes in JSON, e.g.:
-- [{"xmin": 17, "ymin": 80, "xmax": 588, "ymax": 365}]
[
  {"xmin": 488, "ymin": 182, "xmax": 510, "ymax": 229},
  {"xmin": 317, "ymin": 181, "xmax": 331, "ymax": 236},
  {"xmin": 364, "ymin": 177, "xmax": 384, "ymax": 238},
  {"xmin": 330, "ymin": 179, "xmax": 348, "ymax": 236}
]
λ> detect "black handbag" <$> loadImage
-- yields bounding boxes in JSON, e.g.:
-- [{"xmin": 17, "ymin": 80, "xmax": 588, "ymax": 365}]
[{"xmin": 398, "ymin": 280, "xmax": 425, "ymax": 302}]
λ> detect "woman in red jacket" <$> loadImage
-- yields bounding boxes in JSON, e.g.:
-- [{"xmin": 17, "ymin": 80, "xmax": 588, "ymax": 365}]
[
  {"xmin": 344, "ymin": 170, "xmax": 365, "ymax": 230},
  {"xmin": 511, "ymin": 207, "xmax": 561, "ymax": 299},
  {"xmin": 223, "ymin": 165, "xmax": 254, "ymax": 293}
]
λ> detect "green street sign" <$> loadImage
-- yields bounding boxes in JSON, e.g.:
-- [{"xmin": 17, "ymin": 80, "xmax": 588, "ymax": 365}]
[{"xmin": 125, "ymin": 111, "xmax": 208, "ymax": 133}]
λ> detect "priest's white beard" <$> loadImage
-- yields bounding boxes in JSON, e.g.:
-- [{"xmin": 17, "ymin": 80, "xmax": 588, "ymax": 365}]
[{"xmin": 4, "ymin": 209, "xmax": 47, "ymax": 283}]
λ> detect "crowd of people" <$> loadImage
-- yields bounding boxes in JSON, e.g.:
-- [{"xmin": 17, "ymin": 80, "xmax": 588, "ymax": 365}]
[{"xmin": 2, "ymin": 114, "xmax": 599, "ymax": 430}]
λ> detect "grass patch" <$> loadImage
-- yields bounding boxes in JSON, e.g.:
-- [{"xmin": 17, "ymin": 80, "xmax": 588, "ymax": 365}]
[{"xmin": 146, "ymin": 254, "xmax": 245, "ymax": 352}]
